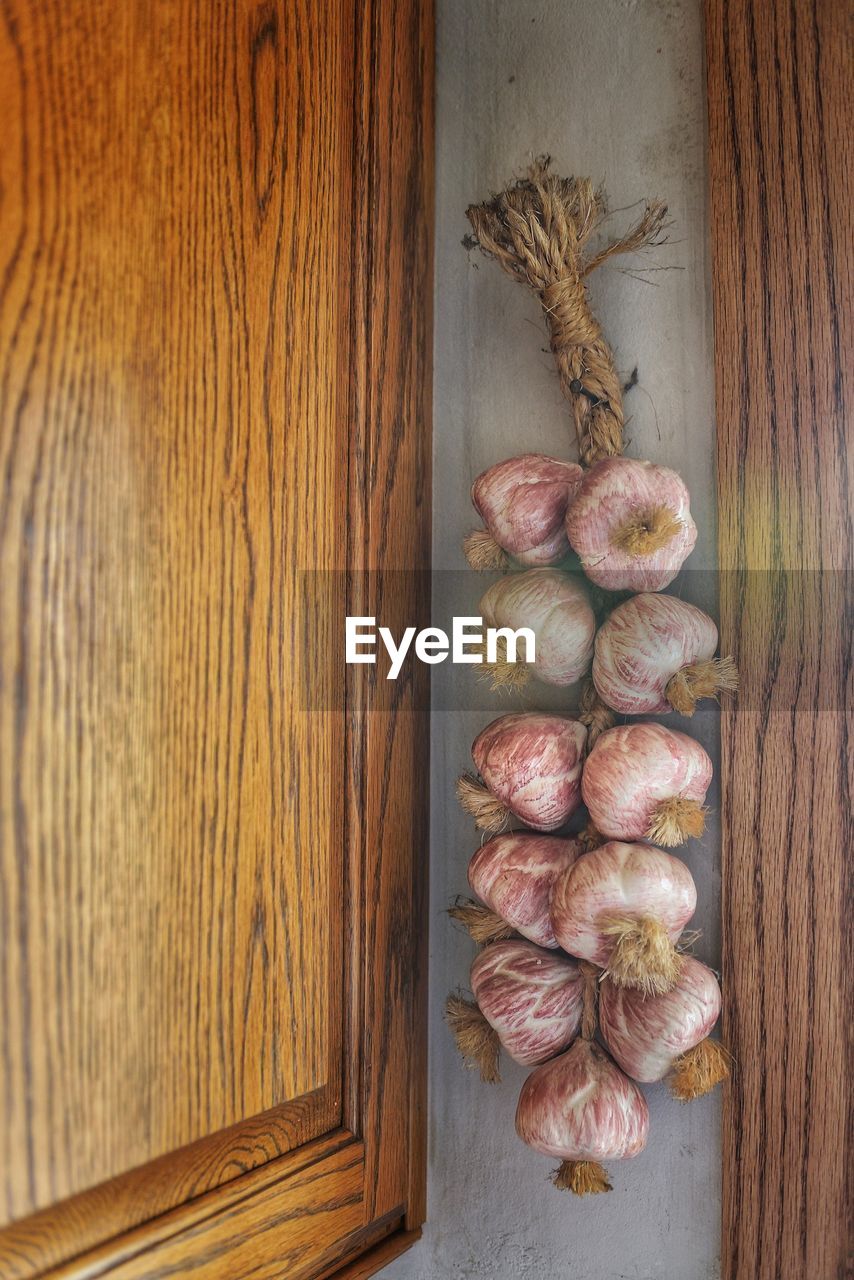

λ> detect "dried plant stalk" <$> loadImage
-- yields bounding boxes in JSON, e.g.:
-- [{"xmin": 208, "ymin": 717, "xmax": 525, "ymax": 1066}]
[
  {"xmin": 466, "ymin": 158, "xmax": 667, "ymax": 465},
  {"xmin": 578, "ymin": 677, "xmax": 616, "ymax": 750}
]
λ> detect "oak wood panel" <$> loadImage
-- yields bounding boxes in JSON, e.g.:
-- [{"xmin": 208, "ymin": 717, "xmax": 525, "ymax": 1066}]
[
  {"xmin": 705, "ymin": 1, "xmax": 851, "ymax": 1276},
  {"xmin": 0, "ymin": 0, "xmax": 348, "ymax": 1225},
  {"xmin": 0, "ymin": 0, "xmax": 432, "ymax": 1272}
]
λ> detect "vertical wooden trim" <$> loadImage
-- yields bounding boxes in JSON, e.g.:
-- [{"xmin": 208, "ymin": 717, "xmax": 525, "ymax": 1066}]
[
  {"xmin": 347, "ymin": 0, "xmax": 433, "ymax": 1233},
  {"xmin": 705, "ymin": 0, "xmax": 850, "ymax": 1276}
]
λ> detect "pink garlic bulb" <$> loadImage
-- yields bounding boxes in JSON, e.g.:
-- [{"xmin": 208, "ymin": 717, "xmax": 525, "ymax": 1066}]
[
  {"xmin": 465, "ymin": 454, "xmax": 584, "ymax": 570},
  {"xmin": 478, "ymin": 569, "xmax": 595, "ymax": 687},
  {"xmin": 457, "ymin": 712, "xmax": 587, "ymax": 833},
  {"xmin": 550, "ymin": 841, "xmax": 696, "ymax": 995},
  {"xmin": 566, "ymin": 457, "xmax": 697, "ymax": 592},
  {"xmin": 467, "ymin": 832, "xmax": 580, "ymax": 948},
  {"xmin": 515, "ymin": 1038, "xmax": 648, "ymax": 1164},
  {"xmin": 593, "ymin": 593, "xmax": 738, "ymax": 716},
  {"xmin": 471, "ymin": 940, "xmax": 584, "ymax": 1065},
  {"xmin": 599, "ymin": 956, "xmax": 722, "ymax": 1082},
  {"xmin": 582, "ymin": 722, "xmax": 713, "ymax": 847}
]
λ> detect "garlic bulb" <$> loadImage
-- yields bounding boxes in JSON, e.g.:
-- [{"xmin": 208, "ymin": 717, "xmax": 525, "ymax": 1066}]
[
  {"xmin": 581, "ymin": 722, "xmax": 713, "ymax": 847},
  {"xmin": 550, "ymin": 841, "xmax": 696, "ymax": 995},
  {"xmin": 472, "ymin": 940, "xmax": 584, "ymax": 1065},
  {"xmin": 478, "ymin": 569, "xmax": 595, "ymax": 688},
  {"xmin": 457, "ymin": 712, "xmax": 586, "ymax": 833},
  {"xmin": 593, "ymin": 593, "xmax": 738, "ymax": 716},
  {"xmin": 467, "ymin": 832, "xmax": 580, "ymax": 948},
  {"xmin": 515, "ymin": 1038, "xmax": 648, "ymax": 1193},
  {"xmin": 465, "ymin": 454, "xmax": 584, "ymax": 570},
  {"xmin": 599, "ymin": 957, "xmax": 722, "ymax": 1090},
  {"xmin": 566, "ymin": 457, "xmax": 697, "ymax": 592}
]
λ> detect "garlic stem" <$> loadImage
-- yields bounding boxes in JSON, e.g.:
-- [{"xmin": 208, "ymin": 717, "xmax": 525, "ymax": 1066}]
[
  {"xmin": 611, "ymin": 505, "xmax": 682, "ymax": 556},
  {"xmin": 445, "ymin": 994, "xmax": 501, "ymax": 1083},
  {"xmin": 463, "ymin": 528, "xmax": 509, "ymax": 571},
  {"xmin": 668, "ymin": 1037, "xmax": 731, "ymax": 1101},
  {"xmin": 647, "ymin": 795, "xmax": 707, "ymax": 847},
  {"xmin": 447, "ymin": 898, "xmax": 516, "ymax": 945},
  {"xmin": 455, "ymin": 774, "xmax": 510, "ymax": 833},
  {"xmin": 553, "ymin": 1159, "xmax": 612, "ymax": 1195},
  {"xmin": 602, "ymin": 916, "xmax": 683, "ymax": 997},
  {"xmin": 665, "ymin": 655, "xmax": 739, "ymax": 716}
]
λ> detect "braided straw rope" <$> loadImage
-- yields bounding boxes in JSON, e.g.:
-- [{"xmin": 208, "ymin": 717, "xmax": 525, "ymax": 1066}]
[{"xmin": 466, "ymin": 158, "xmax": 668, "ymax": 466}]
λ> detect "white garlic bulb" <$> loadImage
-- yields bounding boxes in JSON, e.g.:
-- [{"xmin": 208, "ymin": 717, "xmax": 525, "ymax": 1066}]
[
  {"xmin": 566, "ymin": 457, "xmax": 697, "ymax": 592},
  {"xmin": 593, "ymin": 593, "xmax": 737, "ymax": 716}
]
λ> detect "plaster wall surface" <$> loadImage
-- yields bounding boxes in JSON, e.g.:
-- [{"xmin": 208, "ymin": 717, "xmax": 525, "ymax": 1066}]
[{"xmin": 384, "ymin": 2, "xmax": 721, "ymax": 1276}]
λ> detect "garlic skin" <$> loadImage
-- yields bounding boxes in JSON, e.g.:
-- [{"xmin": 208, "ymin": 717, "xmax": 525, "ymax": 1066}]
[
  {"xmin": 471, "ymin": 454, "xmax": 584, "ymax": 566},
  {"xmin": 472, "ymin": 712, "xmax": 587, "ymax": 832},
  {"xmin": 566, "ymin": 457, "xmax": 697, "ymax": 591},
  {"xmin": 468, "ymin": 832, "xmax": 580, "ymax": 949},
  {"xmin": 515, "ymin": 1038, "xmax": 648, "ymax": 1161},
  {"xmin": 471, "ymin": 940, "xmax": 584, "ymax": 1065},
  {"xmin": 593, "ymin": 593, "xmax": 719, "ymax": 715},
  {"xmin": 479, "ymin": 570, "xmax": 596, "ymax": 686},
  {"xmin": 599, "ymin": 957, "xmax": 722, "ymax": 1082},
  {"xmin": 581, "ymin": 722, "xmax": 712, "ymax": 846},
  {"xmin": 550, "ymin": 841, "xmax": 696, "ymax": 967}
]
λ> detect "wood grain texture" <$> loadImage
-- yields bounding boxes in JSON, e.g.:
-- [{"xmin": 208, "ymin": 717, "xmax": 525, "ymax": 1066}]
[
  {"xmin": 0, "ymin": 0, "xmax": 347, "ymax": 1221},
  {"xmin": 0, "ymin": 0, "xmax": 432, "ymax": 1273},
  {"xmin": 705, "ymin": 1, "xmax": 851, "ymax": 1276}
]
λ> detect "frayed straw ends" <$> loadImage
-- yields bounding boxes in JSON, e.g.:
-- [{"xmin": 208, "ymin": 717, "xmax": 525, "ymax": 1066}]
[
  {"xmin": 647, "ymin": 795, "xmax": 707, "ymax": 847},
  {"xmin": 456, "ymin": 774, "xmax": 510, "ymax": 833},
  {"xmin": 611, "ymin": 506, "xmax": 683, "ymax": 557},
  {"xmin": 463, "ymin": 529, "xmax": 510, "ymax": 572},
  {"xmin": 445, "ymin": 994, "xmax": 501, "ymax": 1083},
  {"xmin": 666, "ymin": 656, "xmax": 739, "ymax": 716},
  {"xmin": 602, "ymin": 916, "xmax": 683, "ymax": 997},
  {"xmin": 447, "ymin": 898, "xmax": 516, "ymax": 945},
  {"xmin": 668, "ymin": 1037, "xmax": 731, "ymax": 1101},
  {"xmin": 553, "ymin": 1159, "xmax": 612, "ymax": 1195}
]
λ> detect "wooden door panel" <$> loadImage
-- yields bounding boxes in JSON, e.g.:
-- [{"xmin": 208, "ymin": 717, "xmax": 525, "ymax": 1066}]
[
  {"xmin": 0, "ymin": 0, "xmax": 432, "ymax": 1272},
  {"xmin": 0, "ymin": 0, "xmax": 345, "ymax": 1221}
]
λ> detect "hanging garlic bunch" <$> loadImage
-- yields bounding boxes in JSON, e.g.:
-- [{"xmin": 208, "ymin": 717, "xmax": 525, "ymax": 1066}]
[
  {"xmin": 464, "ymin": 454, "xmax": 584, "ymax": 570},
  {"xmin": 582, "ymin": 722, "xmax": 713, "ymax": 847},
  {"xmin": 477, "ymin": 569, "xmax": 595, "ymax": 689},
  {"xmin": 566, "ymin": 457, "xmax": 697, "ymax": 592},
  {"xmin": 450, "ymin": 161, "xmax": 733, "ymax": 1203},
  {"xmin": 550, "ymin": 841, "xmax": 697, "ymax": 996},
  {"xmin": 456, "ymin": 712, "xmax": 586, "ymax": 833},
  {"xmin": 593, "ymin": 593, "xmax": 738, "ymax": 716},
  {"xmin": 446, "ymin": 940, "xmax": 584, "ymax": 1083}
]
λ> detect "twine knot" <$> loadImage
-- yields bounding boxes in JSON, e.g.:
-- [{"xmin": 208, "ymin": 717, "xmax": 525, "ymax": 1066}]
[{"xmin": 466, "ymin": 159, "xmax": 668, "ymax": 469}]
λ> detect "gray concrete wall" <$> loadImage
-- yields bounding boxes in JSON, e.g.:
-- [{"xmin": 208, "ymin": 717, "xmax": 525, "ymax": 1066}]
[{"xmin": 384, "ymin": 2, "xmax": 721, "ymax": 1276}]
